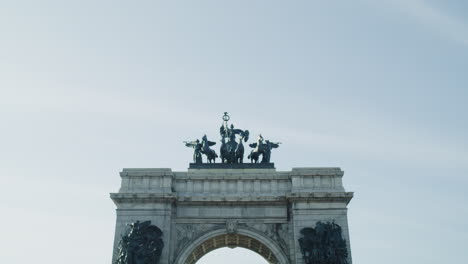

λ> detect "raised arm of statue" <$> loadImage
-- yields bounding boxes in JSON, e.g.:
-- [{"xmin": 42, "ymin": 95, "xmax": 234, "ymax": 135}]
[
  {"xmin": 184, "ymin": 141, "xmax": 198, "ymax": 148},
  {"xmin": 269, "ymin": 142, "xmax": 281, "ymax": 149}
]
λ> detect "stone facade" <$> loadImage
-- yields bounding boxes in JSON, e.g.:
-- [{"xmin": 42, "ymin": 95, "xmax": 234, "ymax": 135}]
[{"xmin": 110, "ymin": 167, "xmax": 353, "ymax": 264}]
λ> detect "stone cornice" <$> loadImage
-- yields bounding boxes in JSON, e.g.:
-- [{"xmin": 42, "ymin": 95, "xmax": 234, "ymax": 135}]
[
  {"xmin": 287, "ymin": 192, "xmax": 354, "ymax": 204},
  {"xmin": 110, "ymin": 193, "xmax": 176, "ymax": 205},
  {"xmin": 110, "ymin": 191, "xmax": 353, "ymax": 206},
  {"xmin": 113, "ymin": 167, "xmax": 353, "ymax": 206}
]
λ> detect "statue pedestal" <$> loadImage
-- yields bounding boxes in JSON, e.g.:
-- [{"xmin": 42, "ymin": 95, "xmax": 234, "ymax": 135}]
[
  {"xmin": 189, "ymin": 163, "xmax": 275, "ymax": 169},
  {"xmin": 110, "ymin": 167, "xmax": 354, "ymax": 264}
]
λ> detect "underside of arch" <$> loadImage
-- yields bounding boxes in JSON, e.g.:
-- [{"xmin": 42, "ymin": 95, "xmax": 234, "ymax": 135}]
[{"xmin": 186, "ymin": 233, "xmax": 279, "ymax": 264}]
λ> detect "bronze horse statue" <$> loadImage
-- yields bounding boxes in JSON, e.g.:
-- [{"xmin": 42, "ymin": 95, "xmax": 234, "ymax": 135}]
[
  {"xmin": 201, "ymin": 135, "xmax": 218, "ymax": 163},
  {"xmin": 220, "ymin": 133, "xmax": 246, "ymax": 164},
  {"xmin": 219, "ymin": 117, "xmax": 249, "ymax": 163},
  {"xmin": 247, "ymin": 144, "xmax": 263, "ymax": 163},
  {"xmin": 248, "ymin": 135, "xmax": 280, "ymax": 163}
]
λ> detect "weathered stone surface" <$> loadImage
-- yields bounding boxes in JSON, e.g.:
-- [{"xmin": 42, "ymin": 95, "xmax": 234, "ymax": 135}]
[{"xmin": 111, "ymin": 167, "xmax": 354, "ymax": 264}]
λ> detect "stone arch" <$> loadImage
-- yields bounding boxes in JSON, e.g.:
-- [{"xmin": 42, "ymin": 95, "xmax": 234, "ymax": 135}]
[{"xmin": 174, "ymin": 228, "xmax": 289, "ymax": 264}]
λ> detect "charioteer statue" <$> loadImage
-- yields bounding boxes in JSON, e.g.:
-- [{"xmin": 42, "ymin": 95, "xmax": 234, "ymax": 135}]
[
  {"xmin": 219, "ymin": 112, "xmax": 249, "ymax": 163},
  {"xmin": 184, "ymin": 112, "xmax": 280, "ymax": 165},
  {"xmin": 248, "ymin": 134, "xmax": 281, "ymax": 163}
]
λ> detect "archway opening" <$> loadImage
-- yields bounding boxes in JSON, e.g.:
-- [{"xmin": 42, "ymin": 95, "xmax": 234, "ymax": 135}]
[
  {"xmin": 196, "ymin": 248, "xmax": 269, "ymax": 264},
  {"xmin": 186, "ymin": 233, "xmax": 279, "ymax": 264}
]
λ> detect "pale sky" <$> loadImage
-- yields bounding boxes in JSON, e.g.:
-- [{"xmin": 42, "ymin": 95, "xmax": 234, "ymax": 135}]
[{"xmin": 1, "ymin": 1, "xmax": 467, "ymax": 263}]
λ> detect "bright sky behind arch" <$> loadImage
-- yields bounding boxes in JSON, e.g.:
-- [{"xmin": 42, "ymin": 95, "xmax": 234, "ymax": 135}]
[{"xmin": 0, "ymin": 0, "xmax": 467, "ymax": 263}]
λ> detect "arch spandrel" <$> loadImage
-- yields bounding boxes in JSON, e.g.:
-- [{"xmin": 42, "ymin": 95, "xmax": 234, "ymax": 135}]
[{"xmin": 174, "ymin": 228, "xmax": 290, "ymax": 264}]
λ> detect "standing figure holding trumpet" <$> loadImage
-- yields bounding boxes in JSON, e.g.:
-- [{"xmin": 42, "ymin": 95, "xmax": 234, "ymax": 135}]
[
  {"xmin": 248, "ymin": 134, "xmax": 281, "ymax": 163},
  {"xmin": 184, "ymin": 135, "xmax": 218, "ymax": 163}
]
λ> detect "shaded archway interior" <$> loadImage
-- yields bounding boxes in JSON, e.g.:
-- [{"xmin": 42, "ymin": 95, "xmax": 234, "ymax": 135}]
[{"xmin": 187, "ymin": 233, "xmax": 279, "ymax": 264}]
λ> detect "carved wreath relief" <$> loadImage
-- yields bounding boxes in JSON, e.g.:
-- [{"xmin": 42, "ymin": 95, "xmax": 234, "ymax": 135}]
[
  {"xmin": 298, "ymin": 222, "xmax": 348, "ymax": 264},
  {"xmin": 116, "ymin": 221, "xmax": 164, "ymax": 264}
]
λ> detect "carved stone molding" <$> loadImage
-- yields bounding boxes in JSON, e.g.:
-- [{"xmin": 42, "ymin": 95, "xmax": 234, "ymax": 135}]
[
  {"xmin": 174, "ymin": 223, "xmax": 221, "ymax": 257},
  {"xmin": 240, "ymin": 222, "xmax": 290, "ymax": 256},
  {"xmin": 226, "ymin": 219, "xmax": 238, "ymax": 233}
]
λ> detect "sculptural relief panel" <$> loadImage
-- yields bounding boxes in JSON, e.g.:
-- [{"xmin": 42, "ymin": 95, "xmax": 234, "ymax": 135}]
[
  {"xmin": 174, "ymin": 223, "xmax": 222, "ymax": 257},
  {"xmin": 241, "ymin": 222, "xmax": 291, "ymax": 257}
]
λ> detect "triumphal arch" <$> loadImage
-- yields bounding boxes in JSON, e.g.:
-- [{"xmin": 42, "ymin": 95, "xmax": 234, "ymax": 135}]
[{"xmin": 111, "ymin": 113, "xmax": 354, "ymax": 264}]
